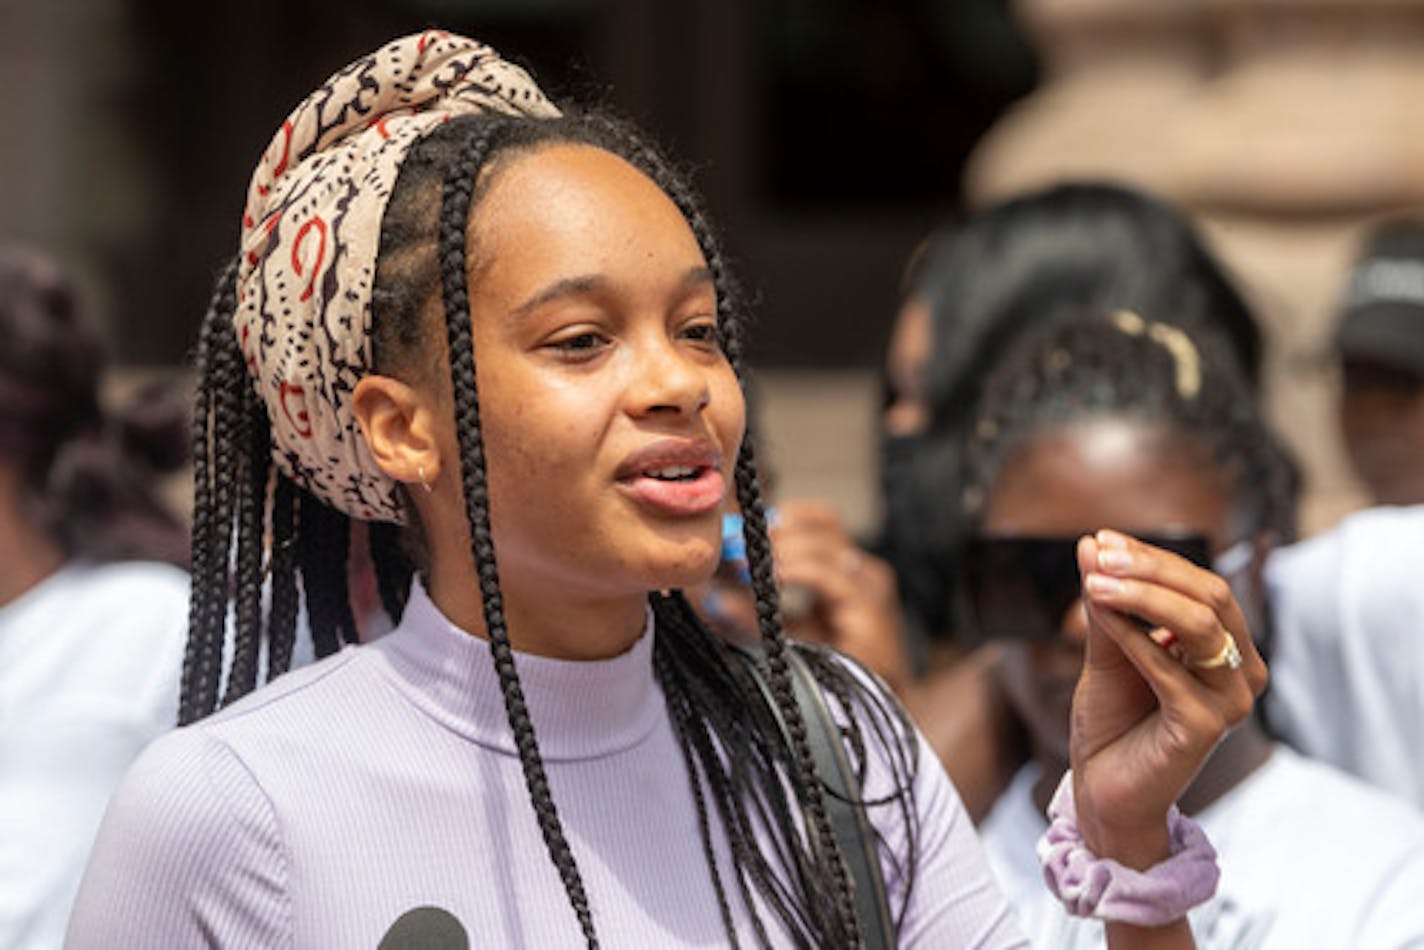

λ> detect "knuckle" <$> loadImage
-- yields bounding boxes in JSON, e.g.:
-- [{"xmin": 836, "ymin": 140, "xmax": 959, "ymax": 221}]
[
  {"xmin": 1199, "ymin": 704, "xmax": 1230, "ymax": 740},
  {"xmin": 1203, "ymin": 576, "xmax": 1235, "ymax": 613},
  {"xmin": 1188, "ymin": 604, "xmax": 1219, "ymax": 639},
  {"xmin": 1175, "ymin": 707, "xmax": 1226, "ymax": 752},
  {"xmin": 1224, "ymin": 686, "xmax": 1254, "ymax": 725}
]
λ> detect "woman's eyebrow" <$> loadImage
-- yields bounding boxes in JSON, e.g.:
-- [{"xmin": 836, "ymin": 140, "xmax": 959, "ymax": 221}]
[
  {"xmin": 682, "ymin": 266, "xmax": 715, "ymax": 290},
  {"xmin": 512, "ymin": 266, "xmax": 714, "ymax": 318},
  {"xmin": 511, "ymin": 274, "xmax": 606, "ymax": 318}
]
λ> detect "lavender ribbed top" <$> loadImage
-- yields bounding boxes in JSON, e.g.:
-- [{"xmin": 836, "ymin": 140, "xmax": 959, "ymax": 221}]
[{"xmin": 66, "ymin": 583, "xmax": 1024, "ymax": 947}]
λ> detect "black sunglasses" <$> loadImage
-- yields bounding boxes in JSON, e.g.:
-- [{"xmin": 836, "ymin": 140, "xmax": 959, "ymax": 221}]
[{"xmin": 961, "ymin": 532, "xmax": 1211, "ymax": 642}]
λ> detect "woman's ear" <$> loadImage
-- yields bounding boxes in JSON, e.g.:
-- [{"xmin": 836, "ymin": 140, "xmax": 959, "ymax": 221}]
[{"xmin": 352, "ymin": 375, "xmax": 443, "ymax": 489}]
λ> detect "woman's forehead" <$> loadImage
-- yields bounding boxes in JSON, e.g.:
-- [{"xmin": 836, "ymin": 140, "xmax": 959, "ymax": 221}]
[
  {"xmin": 474, "ymin": 144, "xmax": 695, "ymax": 244},
  {"xmin": 984, "ymin": 420, "xmax": 1233, "ymax": 534}
]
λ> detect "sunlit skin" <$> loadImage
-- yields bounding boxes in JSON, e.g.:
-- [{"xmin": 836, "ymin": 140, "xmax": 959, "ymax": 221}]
[
  {"xmin": 1339, "ymin": 357, "xmax": 1424, "ymax": 506},
  {"xmin": 355, "ymin": 144, "xmax": 745, "ymax": 660},
  {"xmin": 981, "ymin": 420, "xmax": 1274, "ymax": 819}
]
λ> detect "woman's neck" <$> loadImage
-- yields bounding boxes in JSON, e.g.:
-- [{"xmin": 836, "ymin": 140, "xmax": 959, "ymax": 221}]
[
  {"xmin": 0, "ymin": 495, "xmax": 67, "ymax": 608},
  {"xmin": 424, "ymin": 559, "xmax": 649, "ymax": 661}
]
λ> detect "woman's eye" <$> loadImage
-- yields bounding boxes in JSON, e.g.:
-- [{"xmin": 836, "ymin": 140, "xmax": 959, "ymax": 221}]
[
  {"xmin": 549, "ymin": 331, "xmax": 607, "ymax": 355},
  {"xmin": 681, "ymin": 321, "xmax": 721, "ymax": 346}
]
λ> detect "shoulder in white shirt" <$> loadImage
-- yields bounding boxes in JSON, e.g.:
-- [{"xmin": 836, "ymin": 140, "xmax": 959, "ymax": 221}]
[
  {"xmin": 0, "ymin": 560, "xmax": 189, "ymax": 950},
  {"xmin": 1265, "ymin": 504, "xmax": 1424, "ymax": 807}
]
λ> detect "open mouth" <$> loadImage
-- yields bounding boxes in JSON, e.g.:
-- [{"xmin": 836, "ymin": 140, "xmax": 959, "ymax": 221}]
[
  {"xmin": 617, "ymin": 441, "xmax": 726, "ymax": 517},
  {"xmin": 641, "ymin": 465, "xmax": 704, "ymax": 482}
]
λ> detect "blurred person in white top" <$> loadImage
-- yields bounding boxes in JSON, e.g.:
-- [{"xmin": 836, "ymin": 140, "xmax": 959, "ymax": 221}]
[
  {"xmin": 1261, "ymin": 220, "xmax": 1424, "ymax": 809},
  {"xmin": 0, "ymin": 246, "xmax": 190, "ymax": 949}
]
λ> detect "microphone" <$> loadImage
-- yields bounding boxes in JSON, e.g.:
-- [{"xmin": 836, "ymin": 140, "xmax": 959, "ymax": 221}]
[{"xmin": 377, "ymin": 906, "xmax": 470, "ymax": 949}]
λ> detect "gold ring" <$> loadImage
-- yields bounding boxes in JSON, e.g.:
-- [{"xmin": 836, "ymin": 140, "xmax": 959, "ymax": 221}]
[{"xmin": 1192, "ymin": 629, "xmax": 1242, "ymax": 671}]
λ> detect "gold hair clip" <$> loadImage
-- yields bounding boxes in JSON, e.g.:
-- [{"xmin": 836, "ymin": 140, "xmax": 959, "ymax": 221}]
[{"xmin": 1109, "ymin": 311, "xmax": 1201, "ymax": 400}]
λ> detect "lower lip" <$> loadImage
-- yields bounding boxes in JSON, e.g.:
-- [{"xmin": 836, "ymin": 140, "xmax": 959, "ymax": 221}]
[{"xmin": 620, "ymin": 469, "xmax": 726, "ymax": 517}]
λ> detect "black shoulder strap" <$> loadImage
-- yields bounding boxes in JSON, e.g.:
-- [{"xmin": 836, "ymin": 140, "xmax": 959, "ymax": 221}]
[{"xmin": 733, "ymin": 645, "xmax": 897, "ymax": 949}]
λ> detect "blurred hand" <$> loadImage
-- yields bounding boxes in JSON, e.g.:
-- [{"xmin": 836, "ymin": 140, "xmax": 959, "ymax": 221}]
[
  {"xmin": 770, "ymin": 501, "xmax": 911, "ymax": 693},
  {"xmin": 1070, "ymin": 530, "xmax": 1267, "ymax": 870}
]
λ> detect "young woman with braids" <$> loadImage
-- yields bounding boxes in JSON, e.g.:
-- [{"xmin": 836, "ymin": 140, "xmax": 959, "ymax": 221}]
[
  {"xmin": 70, "ymin": 34, "xmax": 1262, "ymax": 948},
  {"xmin": 957, "ymin": 311, "xmax": 1424, "ymax": 947},
  {"xmin": 0, "ymin": 246, "xmax": 191, "ymax": 949}
]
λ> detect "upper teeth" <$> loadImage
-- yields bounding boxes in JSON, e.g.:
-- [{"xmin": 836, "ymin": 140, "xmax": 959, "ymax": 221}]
[{"xmin": 648, "ymin": 465, "xmax": 697, "ymax": 479}]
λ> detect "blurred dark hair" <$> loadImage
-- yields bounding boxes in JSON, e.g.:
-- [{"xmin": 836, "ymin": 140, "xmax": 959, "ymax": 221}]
[
  {"xmin": 916, "ymin": 183, "xmax": 1261, "ymax": 416},
  {"xmin": 964, "ymin": 311, "xmax": 1297, "ymax": 544},
  {"xmin": 880, "ymin": 183, "xmax": 1267, "ymax": 643},
  {"xmin": 0, "ymin": 246, "xmax": 190, "ymax": 566}
]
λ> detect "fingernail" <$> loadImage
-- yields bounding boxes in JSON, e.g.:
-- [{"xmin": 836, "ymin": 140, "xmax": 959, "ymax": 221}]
[
  {"xmin": 1097, "ymin": 529, "xmax": 1130, "ymax": 549},
  {"xmin": 1098, "ymin": 548, "xmax": 1133, "ymax": 572},
  {"xmin": 1085, "ymin": 573, "xmax": 1122, "ymax": 595},
  {"xmin": 1150, "ymin": 628, "xmax": 1179, "ymax": 649}
]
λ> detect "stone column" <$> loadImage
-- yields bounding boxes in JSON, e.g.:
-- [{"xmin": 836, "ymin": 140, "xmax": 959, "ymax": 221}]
[
  {"xmin": 1184, "ymin": 0, "xmax": 1424, "ymax": 530},
  {"xmin": 966, "ymin": 0, "xmax": 1424, "ymax": 533},
  {"xmin": 966, "ymin": 0, "xmax": 1213, "ymax": 205}
]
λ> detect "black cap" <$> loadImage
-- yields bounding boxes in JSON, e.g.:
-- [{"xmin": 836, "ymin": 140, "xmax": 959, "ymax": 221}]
[{"xmin": 1336, "ymin": 221, "xmax": 1424, "ymax": 373}]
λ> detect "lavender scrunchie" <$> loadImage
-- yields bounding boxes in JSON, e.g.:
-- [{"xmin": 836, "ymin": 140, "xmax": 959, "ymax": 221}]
[{"xmin": 1037, "ymin": 770, "xmax": 1220, "ymax": 927}]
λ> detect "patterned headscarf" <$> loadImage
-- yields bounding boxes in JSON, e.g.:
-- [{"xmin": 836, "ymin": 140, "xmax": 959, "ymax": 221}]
[{"xmin": 233, "ymin": 30, "xmax": 560, "ymax": 522}]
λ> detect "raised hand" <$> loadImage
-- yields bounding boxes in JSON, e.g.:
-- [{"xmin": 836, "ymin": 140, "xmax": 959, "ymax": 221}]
[{"xmin": 1070, "ymin": 529, "xmax": 1267, "ymax": 870}]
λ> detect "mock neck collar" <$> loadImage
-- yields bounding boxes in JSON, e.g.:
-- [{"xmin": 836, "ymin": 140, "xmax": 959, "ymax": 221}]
[{"xmin": 372, "ymin": 581, "xmax": 661, "ymax": 761}]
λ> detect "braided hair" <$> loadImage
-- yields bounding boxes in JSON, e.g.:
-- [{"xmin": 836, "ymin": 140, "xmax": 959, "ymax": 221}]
[
  {"xmin": 182, "ymin": 111, "xmax": 919, "ymax": 947},
  {"xmin": 962, "ymin": 310, "xmax": 1299, "ymax": 574}
]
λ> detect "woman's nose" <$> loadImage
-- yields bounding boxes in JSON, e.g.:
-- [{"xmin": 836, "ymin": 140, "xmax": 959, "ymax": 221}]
[{"xmin": 628, "ymin": 335, "xmax": 710, "ymax": 417}]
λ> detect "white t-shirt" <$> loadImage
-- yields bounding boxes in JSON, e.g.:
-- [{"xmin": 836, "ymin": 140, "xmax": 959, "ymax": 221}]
[
  {"xmin": 1265, "ymin": 504, "xmax": 1424, "ymax": 808},
  {"xmin": 0, "ymin": 561, "xmax": 189, "ymax": 950},
  {"xmin": 979, "ymin": 747, "xmax": 1424, "ymax": 949}
]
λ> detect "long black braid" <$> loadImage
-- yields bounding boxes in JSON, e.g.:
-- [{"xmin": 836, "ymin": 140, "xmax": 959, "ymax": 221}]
[
  {"xmin": 368, "ymin": 520, "xmax": 414, "ymax": 625},
  {"xmin": 435, "ymin": 119, "xmax": 600, "ymax": 946},
  {"xmin": 266, "ymin": 475, "xmax": 300, "ymax": 678},
  {"xmin": 222, "ymin": 400, "xmax": 270, "ymax": 706},
  {"xmin": 180, "ymin": 258, "xmax": 241, "ymax": 725},
  {"xmin": 582, "ymin": 112, "xmax": 866, "ymax": 944},
  {"xmin": 182, "ymin": 260, "xmax": 365, "ymax": 723},
  {"xmin": 183, "ymin": 110, "xmax": 920, "ymax": 944},
  {"xmin": 296, "ymin": 492, "xmax": 360, "ymax": 655}
]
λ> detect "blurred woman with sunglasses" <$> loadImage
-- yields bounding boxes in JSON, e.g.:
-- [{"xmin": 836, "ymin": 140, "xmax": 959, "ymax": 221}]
[
  {"xmin": 960, "ymin": 310, "xmax": 1424, "ymax": 948},
  {"xmin": 880, "ymin": 183, "xmax": 1266, "ymax": 657}
]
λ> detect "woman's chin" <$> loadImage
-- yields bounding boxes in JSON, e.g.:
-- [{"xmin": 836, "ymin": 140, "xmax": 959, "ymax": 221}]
[{"xmin": 639, "ymin": 541, "xmax": 721, "ymax": 593}]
